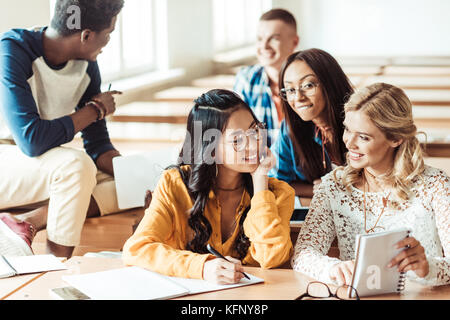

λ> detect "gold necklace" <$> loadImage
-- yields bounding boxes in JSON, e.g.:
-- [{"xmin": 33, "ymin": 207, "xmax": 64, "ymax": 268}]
[
  {"xmin": 314, "ymin": 126, "xmax": 329, "ymax": 169},
  {"xmin": 216, "ymin": 184, "xmax": 244, "ymax": 192},
  {"xmin": 363, "ymin": 172, "xmax": 390, "ymax": 234}
]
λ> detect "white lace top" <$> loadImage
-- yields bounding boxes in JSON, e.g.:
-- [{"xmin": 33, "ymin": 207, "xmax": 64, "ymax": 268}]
[{"xmin": 292, "ymin": 165, "xmax": 449, "ymax": 287}]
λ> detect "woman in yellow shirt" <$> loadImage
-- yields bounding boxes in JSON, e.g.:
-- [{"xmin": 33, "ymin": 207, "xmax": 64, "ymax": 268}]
[{"xmin": 123, "ymin": 89, "xmax": 295, "ymax": 284}]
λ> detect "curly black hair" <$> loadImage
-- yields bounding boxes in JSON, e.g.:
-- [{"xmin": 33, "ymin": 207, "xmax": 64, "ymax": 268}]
[{"xmin": 51, "ymin": 0, "xmax": 124, "ymax": 36}]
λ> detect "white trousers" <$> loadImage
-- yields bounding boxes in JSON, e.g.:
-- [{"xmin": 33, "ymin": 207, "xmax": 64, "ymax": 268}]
[{"xmin": 0, "ymin": 145, "xmax": 120, "ymax": 246}]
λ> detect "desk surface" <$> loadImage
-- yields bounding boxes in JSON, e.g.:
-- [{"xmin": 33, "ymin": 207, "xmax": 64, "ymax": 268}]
[
  {"xmin": 114, "ymin": 101, "xmax": 191, "ymax": 116},
  {"xmin": 153, "ymin": 87, "xmax": 208, "ymax": 102},
  {"xmin": 191, "ymin": 74, "xmax": 236, "ymax": 89},
  {"xmin": 363, "ymin": 76, "xmax": 450, "ymax": 90},
  {"xmin": 404, "ymin": 89, "xmax": 450, "ymax": 106},
  {"xmin": 384, "ymin": 66, "xmax": 450, "ymax": 76},
  {"xmin": 342, "ymin": 66, "xmax": 382, "ymax": 76},
  {"xmin": 2, "ymin": 256, "xmax": 449, "ymax": 300},
  {"xmin": 390, "ymin": 57, "xmax": 450, "ymax": 67},
  {"xmin": 0, "ymin": 273, "xmax": 42, "ymax": 300},
  {"xmin": 111, "ymin": 101, "xmax": 191, "ymax": 124}
]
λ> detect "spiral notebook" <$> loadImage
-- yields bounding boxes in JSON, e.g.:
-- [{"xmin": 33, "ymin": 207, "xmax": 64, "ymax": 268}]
[{"xmin": 350, "ymin": 228, "xmax": 411, "ymax": 297}]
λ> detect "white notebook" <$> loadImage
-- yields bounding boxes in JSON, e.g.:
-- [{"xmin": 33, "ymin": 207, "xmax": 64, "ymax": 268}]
[
  {"xmin": 0, "ymin": 254, "xmax": 67, "ymax": 278},
  {"xmin": 62, "ymin": 266, "xmax": 264, "ymax": 300},
  {"xmin": 350, "ymin": 228, "xmax": 411, "ymax": 297}
]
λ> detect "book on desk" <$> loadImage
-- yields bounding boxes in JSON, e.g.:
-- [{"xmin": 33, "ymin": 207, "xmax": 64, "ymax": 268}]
[
  {"xmin": 0, "ymin": 254, "xmax": 67, "ymax": 278},
  {"xmin": 60, "ymin": 266, "xmax": 264, "ymax": 300}
]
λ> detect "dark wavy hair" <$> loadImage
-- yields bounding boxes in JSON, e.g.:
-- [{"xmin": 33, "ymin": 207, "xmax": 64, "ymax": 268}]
[
  {"xmin": 170, "ymin": 89, "xmax": 259, "ymax": 260},
  {"xmin": 51, "ymin": 0, "xmax": 124, "ymax": 36},
  {"xmin": 279, "ymin": 48, "xmax": 354, "ymax": 182}
]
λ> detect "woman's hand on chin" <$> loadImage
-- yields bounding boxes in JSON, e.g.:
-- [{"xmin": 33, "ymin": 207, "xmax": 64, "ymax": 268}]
[{"xmin": 251, "ymin": 147, "xmax": 276, "ymax": 193}]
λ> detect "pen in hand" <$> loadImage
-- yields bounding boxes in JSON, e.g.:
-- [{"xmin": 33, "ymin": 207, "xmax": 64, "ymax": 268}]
[{"xmin": 206, "ymin": 244, "xmax": 250, "ymax": 280}]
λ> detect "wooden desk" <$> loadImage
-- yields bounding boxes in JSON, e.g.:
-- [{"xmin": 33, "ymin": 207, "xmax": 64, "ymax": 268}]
[
  {"xmin": 403, "ymin": 89, "xmax": 450, "ymax": 106},
  {"xmin": 383, "ymin": 66, "xmax": 450, "ymax": 77},
  {"xmin": 348, "ymin": 76, "xmax": 367, "ymax": 88},
  {"xmin": 363, "ymin": 75, "xmax": 450, "ymax": 90},
  {"xmin": 412, "ymin": 106, "xmax": 450, "ymax": 128},
  {"xmin": 106, "ymin": 121, "xmax": 186, "ymax": 142},
  {"xmin": 64, "ymin": 137, "xmax": 182, "ymax": 157},
  {"xmin": 416, "ymin": 125, "xmax": 450, "ymax": 157},
  {"xmin": 153, "ymin": 86, "xmax": 208, "ymax": 102},
  {"xmin": 422, "ymin": 142, "xmax": 450, "ymax": 158},
  {"xmin": 3, "ymin": 256, "xmax": 449, "ymax": 300},
  {"xmin": 0, "ymin": 273, "xmax": 44, "ymax": 300},
  {"xmin": 110, "ymin": 101, "xmax": 191, "ymax": 124},
  {"xmin": 424, "ymin": 157, "xmax": 450, "ymax": 175},
  {"xmin": 191, "ymin": 74, "xmax": 236, "ymax": 89},
  {"xmin": 2, "ymin": 257, "xmax": 124, "ymax": 300},
  {"xmin": 342, "ymin": 66, "xmax": 383, "ymax": 76},
  {"xmin": 390, "ymin": 57, "xmax": 450, "ymax": 67},
  {"xmin": 177, "ymin": 267, "xmax": 450, "ymax": 300},
  {"xmin": 336, "ymin": 56, "xmax": 391, "ymax": 67}
]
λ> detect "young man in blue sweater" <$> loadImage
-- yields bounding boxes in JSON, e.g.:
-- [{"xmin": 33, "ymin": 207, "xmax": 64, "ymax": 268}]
[{"xmin": 0, "ymin": 0, "xmax": 124, "ymax": 258}]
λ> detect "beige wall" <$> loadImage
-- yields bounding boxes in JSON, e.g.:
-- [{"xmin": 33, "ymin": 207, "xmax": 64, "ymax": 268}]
[{"xmin": 0, "ymin": 0, "xmax": 50, "ymax": 33}]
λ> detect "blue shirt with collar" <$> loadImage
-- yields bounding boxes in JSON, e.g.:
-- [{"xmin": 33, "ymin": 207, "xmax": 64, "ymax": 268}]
[{"xmin": 269, "ymin": 120, "xmax": 331, "ymax": 183}]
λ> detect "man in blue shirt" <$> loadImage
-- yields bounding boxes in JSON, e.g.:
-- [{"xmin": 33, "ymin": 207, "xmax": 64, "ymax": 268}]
[
  {"xmin": 0, "ymin": 0, "xmax": 124, "ymax": 258},
  {"xmin": 233, "ymin": 9, "xmax": 299, "ymax": 146}
]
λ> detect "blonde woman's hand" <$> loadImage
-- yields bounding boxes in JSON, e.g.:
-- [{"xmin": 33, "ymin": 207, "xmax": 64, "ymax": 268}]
[
  {"xmin": 388, "ymin": 237, "xmax": 429, "ymax": 278},
  {"xmin": 203, "ymin": 256, "xmax": 245, "ymax": 284},
  {"xmin": 329, "ymin": 260, "xmax": 355, "ymax": 286}
]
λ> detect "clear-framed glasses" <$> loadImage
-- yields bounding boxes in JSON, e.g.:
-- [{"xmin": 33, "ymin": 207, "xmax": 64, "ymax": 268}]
[
  {"xmin": 280, "ymin": 81, "xmax": 319, "ymax": 101},
  {"xmin": 295, "ymin": 281, "xmax": 360, "ymax": 300},
  {"xmin": 227, "ymin": 122, "xmax": 267, "ymax": 152}
]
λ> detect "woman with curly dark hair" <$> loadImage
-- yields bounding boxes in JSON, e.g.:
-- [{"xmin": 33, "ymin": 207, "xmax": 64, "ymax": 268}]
[{"xmin": 123, "ymin": 89, "xmax": 295, "ymax": 284}]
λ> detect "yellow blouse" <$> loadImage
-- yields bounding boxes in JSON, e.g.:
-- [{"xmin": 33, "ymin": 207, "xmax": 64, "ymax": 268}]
[{"xmin": 122, "ymin": 166, "xmax": 295, "ymax": 279}]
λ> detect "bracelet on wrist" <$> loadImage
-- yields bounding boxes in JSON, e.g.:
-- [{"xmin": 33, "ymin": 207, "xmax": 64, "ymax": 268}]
[
  {"xmin": 92, "ymin": 99, "xmax": 107, "ymax": 114},
  {"xmin": 87, "ymin": 101, "xmax": 105, "ymax": 121}
]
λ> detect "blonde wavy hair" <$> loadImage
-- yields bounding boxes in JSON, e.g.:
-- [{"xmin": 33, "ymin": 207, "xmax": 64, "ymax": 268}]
[{"xmin": 335, "ymin": 83, "xmax": 425, "ymax": 202}]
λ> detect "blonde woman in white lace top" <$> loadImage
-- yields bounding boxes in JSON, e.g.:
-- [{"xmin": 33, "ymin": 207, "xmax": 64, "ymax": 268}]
[{"xmin": 292, "ymin": 83, "xmax": 449, "ymax": 287}]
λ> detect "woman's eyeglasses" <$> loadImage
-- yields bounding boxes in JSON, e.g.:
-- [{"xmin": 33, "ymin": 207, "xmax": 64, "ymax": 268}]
[
  {"xmin": 280, "ymin": 81, "xmax": 319, "ymax": 101},
  {"xmin": 295, "ymin": 281, "xmax": 360, "ymax": 300},
  {"xmin": 227, "ymin": 122, "xmax": 266, "ymax": 152}
]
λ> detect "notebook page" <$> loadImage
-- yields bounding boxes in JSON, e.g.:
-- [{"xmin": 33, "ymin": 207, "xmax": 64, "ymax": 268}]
[
  {"xmin": 62, "ymin": 267, "xmax": 189, "ymax": 300},
  {"xmin": 6, "ymin": 254, "xmax": 67, "ymax": 275},
  {"xmin": 167, "ymin": 273, "xmax": 264, "ymax": 295},
  {"xmin": 0, "ymin": 256, "xmax": 16, "ymax": 278}
]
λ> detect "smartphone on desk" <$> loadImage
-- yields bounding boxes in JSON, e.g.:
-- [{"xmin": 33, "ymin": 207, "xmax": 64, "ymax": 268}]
[
  {"xmin": 290, "ymin": 208, "xmax": 309, "ymax": 222},
  {"xmin": 291, "ymin": 196, "xmax": 309, "ymax": 221},
  {"xmin": 50, "ymin": 286, "xmax": 90, "ymax": 300}
]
